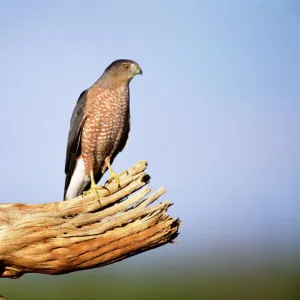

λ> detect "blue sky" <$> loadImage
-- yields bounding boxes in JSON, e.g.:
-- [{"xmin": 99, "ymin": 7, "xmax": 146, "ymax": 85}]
[{"xmin": 0, "ymin": 0, "xmax": 299, "ymax": 261}]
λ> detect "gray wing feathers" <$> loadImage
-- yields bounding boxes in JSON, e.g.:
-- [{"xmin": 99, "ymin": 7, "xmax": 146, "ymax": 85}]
[{"xmin": 64, "ymin": 89, "xmax": 88, "ymax": 197}]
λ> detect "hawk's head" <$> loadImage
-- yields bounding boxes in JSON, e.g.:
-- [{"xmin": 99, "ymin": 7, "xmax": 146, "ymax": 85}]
[{"xmin": 103, "ymin": 59, "xmax": 142, "ymax": 83}]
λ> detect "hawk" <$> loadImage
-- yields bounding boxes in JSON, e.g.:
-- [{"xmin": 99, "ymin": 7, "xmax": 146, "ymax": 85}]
[{"xmin": 64, "ymin": 59, "xmax": 142, "ymax": 200}]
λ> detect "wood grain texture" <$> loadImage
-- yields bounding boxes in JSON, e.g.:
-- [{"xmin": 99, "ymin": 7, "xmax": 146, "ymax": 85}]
[{"xmin": 0, "ymin": 160, "xmax": 180, "ymax": 278}]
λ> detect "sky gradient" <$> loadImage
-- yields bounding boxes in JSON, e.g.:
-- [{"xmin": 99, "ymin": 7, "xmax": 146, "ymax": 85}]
[{"xmin": 0, "ymin": 0, "xmax": 299, "ymax": 265}]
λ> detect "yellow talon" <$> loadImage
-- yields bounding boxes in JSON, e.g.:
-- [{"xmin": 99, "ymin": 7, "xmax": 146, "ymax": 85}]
[
  {"xmin": 108, "ymin": 170, "xmax": 120, "ymax": 186},
  {"xmin": 82, "ymin": 171, "xmax": 105, "ymax": 200},
  {"xmin": 105, "ymin": 157, "xmax": 121, "ymax": 188},
  {"xmin": 82, "ymin": 184, "xmax": 104, "ymax": 200}
]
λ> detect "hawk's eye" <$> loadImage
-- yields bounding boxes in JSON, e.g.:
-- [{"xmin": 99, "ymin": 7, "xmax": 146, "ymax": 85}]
[{"xmin": 123, "ymin": 64, "xmax": 130, "ymax": 70}]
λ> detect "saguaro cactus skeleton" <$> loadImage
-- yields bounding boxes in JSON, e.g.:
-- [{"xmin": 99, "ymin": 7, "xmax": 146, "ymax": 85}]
[{"xmin": 0, "ymin": 160, "xmax": 180, "ymax": 278}]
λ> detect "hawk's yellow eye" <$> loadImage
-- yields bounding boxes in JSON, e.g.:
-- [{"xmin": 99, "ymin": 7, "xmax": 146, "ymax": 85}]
[{"xmin": 123, "ymin": 64, "xmax": 130, "ymax": 70}]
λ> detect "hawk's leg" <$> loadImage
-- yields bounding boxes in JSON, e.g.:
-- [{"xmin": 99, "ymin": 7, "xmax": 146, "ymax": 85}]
[
  {"xmin": 82, "ymin": 170, "xmax": 105, "ymax": 200},
  {"xmin": 105, "ymin": 157, "xmax": 121, "ymax": 187}
]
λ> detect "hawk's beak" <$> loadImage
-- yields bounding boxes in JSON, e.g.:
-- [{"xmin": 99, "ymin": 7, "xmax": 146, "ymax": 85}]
[{"xmin": 135, "ymin": 65, "xmax": 143, "ymax": 75}]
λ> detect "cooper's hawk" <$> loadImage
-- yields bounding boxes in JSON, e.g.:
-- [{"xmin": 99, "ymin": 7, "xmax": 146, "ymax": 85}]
[{"xmin": 64, "ymin": 59, "xmax": 142, "ymax": 200}]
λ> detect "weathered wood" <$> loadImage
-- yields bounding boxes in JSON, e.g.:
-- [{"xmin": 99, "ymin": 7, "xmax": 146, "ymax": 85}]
[{"xmin": 0, "ymin": 160, "xmax": 180, "ymax": 278}]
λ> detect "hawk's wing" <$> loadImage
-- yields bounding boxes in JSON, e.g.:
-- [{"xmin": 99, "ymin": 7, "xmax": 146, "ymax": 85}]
[
  {"xmin": 64, "ymin": 89, "xmax": 88, "ymax": 198},
  {"xmin": 114, "ymin": 109, "xmax": 130, "ymax": 154}
]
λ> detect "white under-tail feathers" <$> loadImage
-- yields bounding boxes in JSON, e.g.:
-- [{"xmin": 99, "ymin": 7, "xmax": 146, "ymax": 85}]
[{"xmin": 65, "ymin": 158, "xmax": 90, "ymax": 200}]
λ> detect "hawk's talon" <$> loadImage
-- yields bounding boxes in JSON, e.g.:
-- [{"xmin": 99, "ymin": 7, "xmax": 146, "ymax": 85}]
[
  {"xmin": 82, "ymin": 171, "xmax": 107, "ymax": 200},
  {"xmin": 106, "ymin": 171, "xmax": 121, "ymax": 188},
  {"xmin": 82, "ymin": 185, "xmax": 105, "ymax": 200},
  {"xmin": 104, "ymin": 158, "xmax": 122, "ymax": 188}
]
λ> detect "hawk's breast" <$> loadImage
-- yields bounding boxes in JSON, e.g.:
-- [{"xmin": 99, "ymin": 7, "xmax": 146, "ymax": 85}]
[{"xmin": 81, "ymin": 85, "xmax": 129, "ymax": 172}]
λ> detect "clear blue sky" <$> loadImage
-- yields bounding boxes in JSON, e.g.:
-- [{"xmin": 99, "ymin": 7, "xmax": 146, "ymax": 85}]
[{"xmin": 0, "ymin": 0, "xmax": 299, "ymax": 262}]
